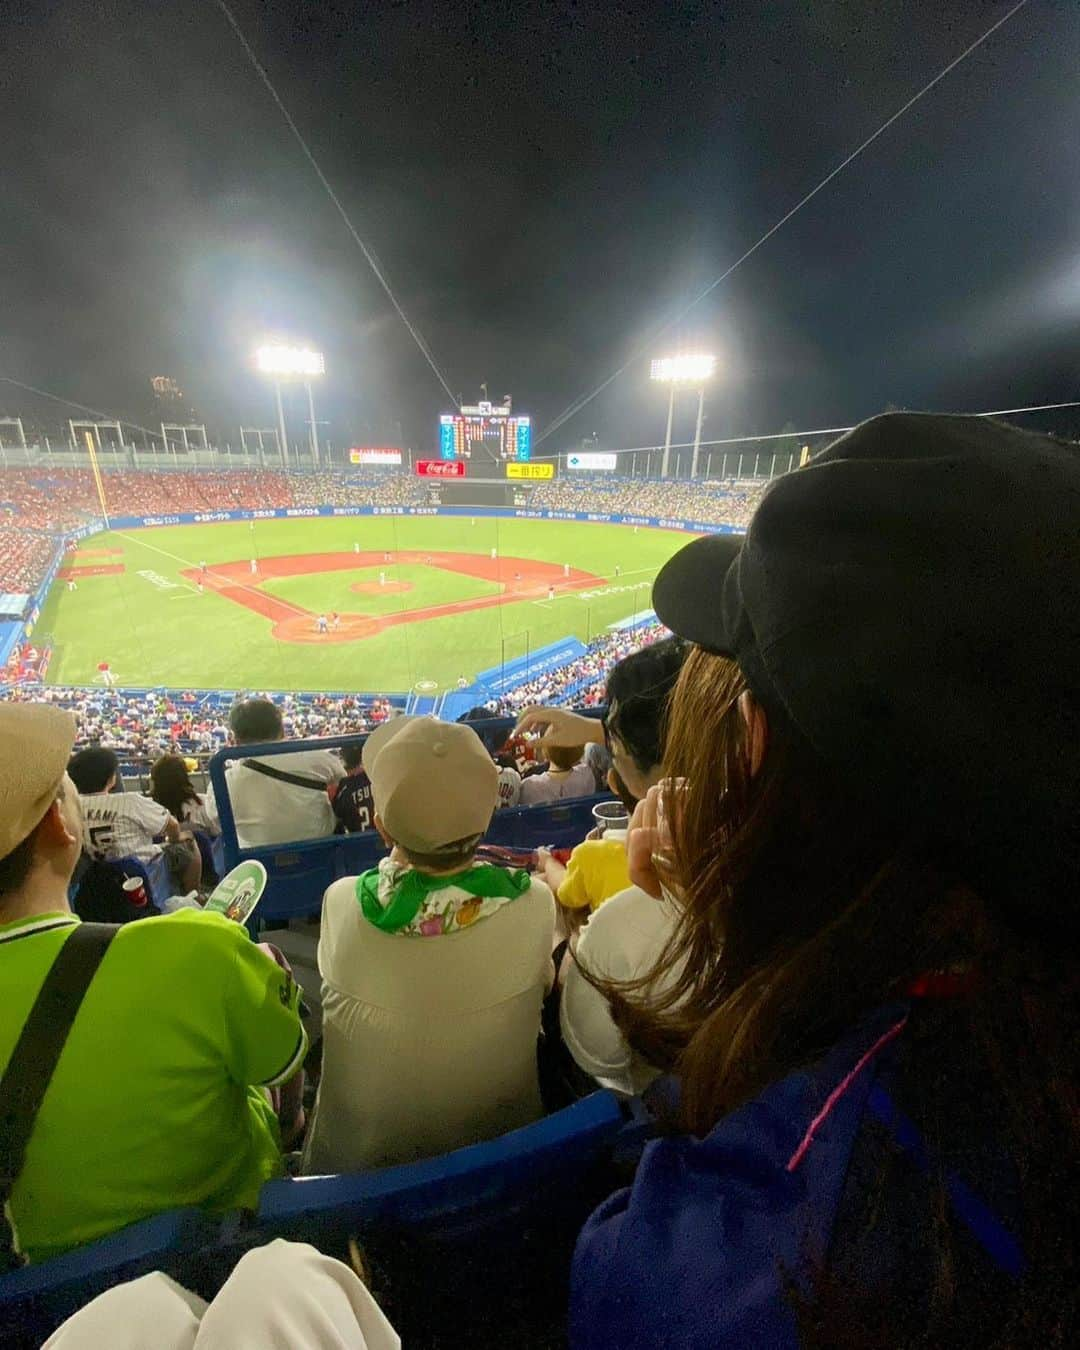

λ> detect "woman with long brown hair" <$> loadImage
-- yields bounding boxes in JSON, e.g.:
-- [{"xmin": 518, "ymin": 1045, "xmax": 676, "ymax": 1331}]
[
  {"xmin": 149, "ymin": 753, "xmax": 217, "ymax": 836},
  {"xmin": 569, "ymin": 414, "xmax": 1079, "ymax": 1348}
]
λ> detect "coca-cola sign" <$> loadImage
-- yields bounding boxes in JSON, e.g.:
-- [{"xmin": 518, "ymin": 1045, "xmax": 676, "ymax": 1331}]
[{"xmin": 415, "ymin": 460, "xmax": 465, "ymax": 478}]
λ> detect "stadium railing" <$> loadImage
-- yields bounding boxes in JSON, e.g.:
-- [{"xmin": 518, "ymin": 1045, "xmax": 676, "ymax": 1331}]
[{"xmin": 209, "ymin": 719, "xmax": 613, "ymax": 926}]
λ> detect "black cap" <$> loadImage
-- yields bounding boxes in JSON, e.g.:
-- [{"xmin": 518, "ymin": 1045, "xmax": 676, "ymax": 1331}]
[{"xmin": 653, "ymin": 412, "xmax": 1080, "ymax": 936}]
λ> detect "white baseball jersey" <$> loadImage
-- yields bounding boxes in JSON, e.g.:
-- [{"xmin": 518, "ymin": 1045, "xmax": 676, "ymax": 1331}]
[
  {"xmin": 496, "ymin": 766, "xmax": 522, "ymax": 810},
  {"xmin": 79, "ymin": 792, "xmax": 170, "ymax": 863}
]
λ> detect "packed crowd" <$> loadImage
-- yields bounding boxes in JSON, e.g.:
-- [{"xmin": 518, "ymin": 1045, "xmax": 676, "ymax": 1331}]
[
  {"xmin": 0, "ymin": 415, "xmax": 1077, "ymax": 1347},
  {"xmin": 289, "ymin": 471, "xmax": 428, "ymax": 507},
  {"xmin": 0, "ymin": 684, "xmax": 397, "ymax": 766},
  {"xmin": 529, "ymin": 474, "xmax": 767, "ymax": 526},
  {"xmin": 0, "ymin": 528, "xmax": 59, "ymax": 596},
  {"xmin": 491, "ymin": 621, "xmax": 667, "ymax": 713}
]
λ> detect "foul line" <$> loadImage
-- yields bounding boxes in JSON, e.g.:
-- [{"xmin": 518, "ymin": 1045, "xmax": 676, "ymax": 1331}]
[{"xmin": 114, "ymin": 532, "xmax": 311, "ymax": 622}]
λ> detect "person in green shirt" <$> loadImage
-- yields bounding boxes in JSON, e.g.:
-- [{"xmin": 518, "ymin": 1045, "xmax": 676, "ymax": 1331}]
[{"xmin": 0, "ymin": 703, "xmax": 307, "ymax": 1264}]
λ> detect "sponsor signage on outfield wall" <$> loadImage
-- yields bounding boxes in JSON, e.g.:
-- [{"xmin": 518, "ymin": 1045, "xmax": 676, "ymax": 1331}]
[
  {"xmin": 92, "ymin": 504, "xmax": 743, "ymax": 536},
  {"xmin": 350, "ymin": 448, "xmax": 403, "ymax": 465},
  {"xmin": 567, "ymin": 452, "xmax": 618, "ymax": 471},
  {"xmin": 416, "ymin": 460, "xmax": 466, "ymax": 477},
  {"xmin": 505, "ymin": 462, "xmax": 554, "ymax": 480}
]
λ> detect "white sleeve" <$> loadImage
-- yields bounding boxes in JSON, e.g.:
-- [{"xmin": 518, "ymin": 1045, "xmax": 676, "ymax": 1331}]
[
  {"xmin": 315, "ymin": 751, "xmax": 346, "ymax": 784},
  {"xmin": 559, "ymin": 903, "xmax": 635, "ymax": 1093},
  {"xmin": 203, "ymin": 779, "xmax": 221, "ymax": 829},
  {"xmin": 132, "ymin": 795, "xmax": 170, "ymax": 836}
]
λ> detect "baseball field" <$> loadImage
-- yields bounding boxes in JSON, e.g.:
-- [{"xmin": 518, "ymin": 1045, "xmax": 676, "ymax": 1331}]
[{"xmin": 33, "ymin": 515, "xmax": 693, "ymax": 692}]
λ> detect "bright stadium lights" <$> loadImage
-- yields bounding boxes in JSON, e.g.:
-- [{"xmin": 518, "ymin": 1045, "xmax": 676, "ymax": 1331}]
[
  {"xmin": 254, "ymin": 345, "xmax": 326, "ymax": 468},
  {"xmin": 255, "ymin": 345, "xmax": 325, "ymax": 377},
  {"xmin": 649, "ymin": 353, "xmax": 717, "ymax": 384},
  {"xmin": 651, "ymin": 354, "xmax": 717, "ymax": 478}
]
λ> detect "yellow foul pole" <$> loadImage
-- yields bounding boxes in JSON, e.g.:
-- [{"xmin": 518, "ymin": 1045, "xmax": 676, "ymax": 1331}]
[{"xmin": 84, "ymin": 431, "xmax": 111, "ymax": 527}]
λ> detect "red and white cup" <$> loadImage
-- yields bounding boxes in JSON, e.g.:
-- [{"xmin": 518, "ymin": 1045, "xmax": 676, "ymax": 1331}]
[{"xmin": 122, "ymin": 875, "xmax": 148, "ymax": 908}]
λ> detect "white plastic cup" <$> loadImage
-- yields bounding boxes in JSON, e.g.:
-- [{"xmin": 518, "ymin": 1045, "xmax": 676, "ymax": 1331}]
[{"xmin": 592, "ymin": 800, "xmax": 630, "ymax": 838}]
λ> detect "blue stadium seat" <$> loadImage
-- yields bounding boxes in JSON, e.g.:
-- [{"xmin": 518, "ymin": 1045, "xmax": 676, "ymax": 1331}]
[
  {"xmin": 251, "ymin": 1089, "xmax": 624, "ymax": 1247},
  {"xmin": 487, "ymin": 793, "xmax": 610, "ymax": 850},
  {"xmin": 0, "ymin": 1209, "xmax": 221, "ymax": 1346},
  {"xmin": 106, "ymin": 854, "xmax": 170, "ymax": 907}
]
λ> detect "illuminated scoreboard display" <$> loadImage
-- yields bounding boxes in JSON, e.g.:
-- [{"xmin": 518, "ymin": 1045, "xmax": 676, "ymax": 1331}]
[{"xmin": 439, "ymin": 401, "xmax": 531, "ymax": 461}]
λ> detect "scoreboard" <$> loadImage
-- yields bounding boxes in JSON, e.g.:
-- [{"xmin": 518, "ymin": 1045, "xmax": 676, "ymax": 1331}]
[{"xmin": 439, "ymin": 401, "xmax": 531, "ymax": 461}]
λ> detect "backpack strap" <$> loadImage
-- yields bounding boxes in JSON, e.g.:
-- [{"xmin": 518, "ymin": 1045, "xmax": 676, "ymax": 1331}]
[
  {"xmin": 0, "ymin": 922, "xmax": 117, "ymax": 1270},
  {"xmin": 242, "ymin": 759, "xmax": 328, "ymax": 792}
]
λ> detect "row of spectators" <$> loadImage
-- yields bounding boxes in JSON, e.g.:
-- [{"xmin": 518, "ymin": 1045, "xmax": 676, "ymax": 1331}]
[
  {"xmin": 0, "ymin": 624, "xmax": 661, "ymax": 765},
  {"xmin": 529, "ymin": 473, "xmax": 766, "ymax": 526},
  {"xmin": 0, "ymin": 414, "xmax": 1076, "ymax": 1345},
  {"xmin": 0, "ymin": 685, "xmax": 396, "ymax": 766},
  {"xmin": 289, "ymin": 471, "xmax": 428, "ymax": 507},
  {"xmin": 491, "ymin": 621, "xmax": 668, "ymax": 713},
  {"xmin": 0, "ymin": 469, "xmax": 295, "ymax": 533}
]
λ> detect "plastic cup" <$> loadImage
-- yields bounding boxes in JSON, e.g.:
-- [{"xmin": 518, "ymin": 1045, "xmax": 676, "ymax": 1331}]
[
  {"xmin": 122, "ymin": 875, "xmax": 148, "ymax": 908},
  {"xmin": 592, "ymin": 800, "xmax": 630, "ymax": 838}
]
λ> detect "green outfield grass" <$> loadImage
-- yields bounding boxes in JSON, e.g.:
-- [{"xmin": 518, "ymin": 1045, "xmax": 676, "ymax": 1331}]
[{"xmin": 34, "ymin": 516, "xmax": 694, "ymax": 692}]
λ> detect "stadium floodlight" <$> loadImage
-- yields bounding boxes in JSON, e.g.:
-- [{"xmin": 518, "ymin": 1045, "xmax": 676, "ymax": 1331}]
[
  {"xmin": 255, "ymin": 345, "xmax": 325, "ymax": 377},
  {"xmin": 651, "ymin": 353, "xmax": 717, "ymax": 478},
  {"xmin": 650, "ymin": 354, "xmax": 716, "ymax": 385},
  {"xmin": 254, "ymin": 345, "xmax": 326, "ymax": 468}
]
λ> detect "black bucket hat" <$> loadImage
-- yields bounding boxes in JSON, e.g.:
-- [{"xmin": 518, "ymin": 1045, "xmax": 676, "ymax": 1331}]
[{"xmin": 653, "ymin": 412, "xmax": 1080, "ymax": 937}]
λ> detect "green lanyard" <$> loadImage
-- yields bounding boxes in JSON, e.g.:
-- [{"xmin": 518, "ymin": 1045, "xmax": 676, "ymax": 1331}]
[{"xmin": 357, "ymin": 862, "xmax": 531, "ymax": 933}]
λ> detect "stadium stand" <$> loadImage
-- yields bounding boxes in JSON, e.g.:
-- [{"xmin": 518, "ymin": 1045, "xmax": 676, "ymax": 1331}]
[
  {"xmin": 529, "ymin": 472, "xmax": 766, "ymax": 525},
  {"xmin": 0, "ymin": 529, "xmax": 59, "ymax": 595},
  {"xmin": 491, "ymin": 620, "xmax": 667, "ymax": 712},
  {"xmin": 0, "ymin": 465, "xmax": 759, "ymax": 595},
  {"xmin": 0, "ymin": 686, "xmax": 399, "ymax": 767}
]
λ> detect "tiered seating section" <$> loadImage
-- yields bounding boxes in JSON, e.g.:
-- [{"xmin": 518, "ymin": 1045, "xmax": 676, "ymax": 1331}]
[
  {"xmin": 0, "ymin": 466, "xmax": 760, "ymax": 593},
  {"xmin": 530, "ymin": 472, "xmax": 766, "ymax": 526},
  {"xmin": 0, "ymin": 528, "xmax": 59, "ymax": 596}
]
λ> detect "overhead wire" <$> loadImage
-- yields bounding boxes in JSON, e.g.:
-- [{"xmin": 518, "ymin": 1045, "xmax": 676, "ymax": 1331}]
[
  {"xmin": 534, "ymin": 0, "xmax": 1032, "ymax": 447},
  {"xmin": 213, "ymin": 0, "xmax": 459, "ymax": 409},
  {"xmin": 530, "ymin": 399, "xmax": 1080, "ymax": 461}
]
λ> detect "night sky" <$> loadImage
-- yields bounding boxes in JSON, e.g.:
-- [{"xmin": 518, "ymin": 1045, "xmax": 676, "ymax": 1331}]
[{"xmin": 2, "ymin": 0, "xmax": 1078, "ymax": 455}]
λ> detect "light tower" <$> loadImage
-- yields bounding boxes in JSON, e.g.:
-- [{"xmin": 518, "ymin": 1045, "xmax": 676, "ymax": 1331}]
[{"xmin": 649, "ymin": 353, "xmax": 716, "ymax": 478}]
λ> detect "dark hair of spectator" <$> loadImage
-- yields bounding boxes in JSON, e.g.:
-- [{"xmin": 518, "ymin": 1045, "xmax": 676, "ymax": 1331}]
[
  {"xmin": 229, "ymin": 698, "xmax": 284, "ymax": 744},
  {"xmin": 457, "ymin": 705, "xmax": 508, "ymax": 757},
  {"xmin": 603, "ymin": 636, "xmax": 688, "ymax": 772},
  {"xmin": 592, "ymin": 645, "xmax": 1078, "ymax": 1346},
  {"xmin": 546, "ymin": 744, "xmax": 585, "ymax": 771},
  {"xmin": 399, "ymin": 832, "xmax": 484, "ymax": 872},
  {"xmin": 150, "ymin": 754, "xmax": 200, "ymax": 820},
  {"xmin": 341, "ymin": 743, "xmax": 364, "ymax": 772},
  {"xmin": 68, "ymin": 746, "xmax": 120, "ymax": 794}
]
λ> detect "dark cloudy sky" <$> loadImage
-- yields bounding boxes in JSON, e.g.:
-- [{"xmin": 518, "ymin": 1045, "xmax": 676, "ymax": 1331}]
[{"xmin": 2, "ymin": 0, "xmax": 1078, "ymax": 455}]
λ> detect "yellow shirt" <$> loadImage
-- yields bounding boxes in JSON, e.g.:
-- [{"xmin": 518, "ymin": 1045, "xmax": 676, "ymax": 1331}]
[{"xmin": 557, "ymin": 838, "xmax": 631, "ymax": 913}]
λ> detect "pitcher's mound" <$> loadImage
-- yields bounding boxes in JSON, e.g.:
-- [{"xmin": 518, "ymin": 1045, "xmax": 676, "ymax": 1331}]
[{"xmin": 351, "ymin": 580, "xmax": 413, "ymax": 596}]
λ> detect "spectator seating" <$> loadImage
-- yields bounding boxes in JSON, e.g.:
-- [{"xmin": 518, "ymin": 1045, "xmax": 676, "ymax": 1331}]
[
  {"xmin": 0, "ymin": 1208, "xmax": 220, "ymax": 1346},
  {"xmin": 210, "ymin": 729, "xmax": 613, "ymax": 925},
  {"xmin": 0, "ymin": 463, "xmax": 760, "ymax": 597},
  {"xmin": 0, "ymin": 528, "xmax": 59, "ymax": 594},
  {"xmin": 529, "ymin": 472, "xmax": 766, "ymax": 527},
  {"xmin": 252, "ymin": 1088, "xmax": 623, "ymax": 1243},
  {"xmin": 0, "ymin": 1092, "xmax": 627, "ymax": 1347}
]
